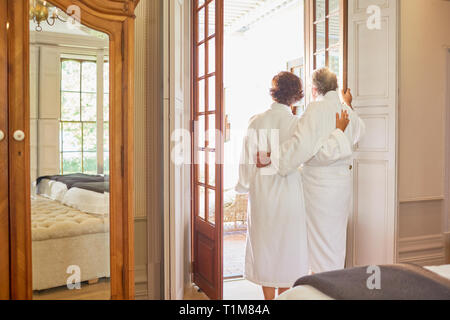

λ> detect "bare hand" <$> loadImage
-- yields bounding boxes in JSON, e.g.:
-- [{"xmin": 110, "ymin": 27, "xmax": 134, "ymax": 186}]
[
  {"xmin": 336, "ymin": 110, "xmax": 350, "ymax": 132},
  {"xmin": 256, "ymin": 152, "xmax": 272, "ymax": 168},
  {"xmin": 342, "ymin": 88, "xmax": 353, "ymax": 109}
]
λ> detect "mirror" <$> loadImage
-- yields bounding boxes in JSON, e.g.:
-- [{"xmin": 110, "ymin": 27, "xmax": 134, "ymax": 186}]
[{"xmin": 29, "ymin": 0, "xmax": 111, "ymax": 300}]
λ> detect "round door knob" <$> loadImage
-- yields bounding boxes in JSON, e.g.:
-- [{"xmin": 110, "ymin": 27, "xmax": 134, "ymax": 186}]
[
  {"xmin": 0, "ymin": 130, "xmax": 4, "ymax": 142},
  {"xmin": 13, "ymin": 130, "xmax": 25, "ymax": 142}
]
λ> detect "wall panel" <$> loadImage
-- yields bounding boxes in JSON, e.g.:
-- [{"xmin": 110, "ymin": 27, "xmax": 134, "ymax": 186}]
[{"xmin": 347, "ymin": 0, "xmax": 398, "ymax": 266}]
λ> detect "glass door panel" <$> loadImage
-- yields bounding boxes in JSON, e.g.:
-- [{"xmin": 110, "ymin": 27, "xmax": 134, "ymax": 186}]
[
  {"xmin": 310, "ymin": 0, "xmax": 346, "ymax": 89},
  {"xmin": 192, "ymin": 0, "xmax": 224, "ymax": 300}
]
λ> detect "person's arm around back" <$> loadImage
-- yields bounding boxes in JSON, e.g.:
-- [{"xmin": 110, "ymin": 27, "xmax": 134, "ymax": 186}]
[
  {"xmin": 235, "ymin": 124, "xmax": 256, "ymax": 194},
  {"xmin": 312, "ymin": 111, "xmax": 353, "ymax": 165},
  {"xmin": 267, "ymin": 108, "xmax": 351, "ymax": 176}
]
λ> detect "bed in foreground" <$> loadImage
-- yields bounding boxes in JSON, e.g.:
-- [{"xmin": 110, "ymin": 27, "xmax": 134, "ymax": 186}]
[{"xmin": 277, "ymin": 264, "xmax": 450, "ymax": 300}]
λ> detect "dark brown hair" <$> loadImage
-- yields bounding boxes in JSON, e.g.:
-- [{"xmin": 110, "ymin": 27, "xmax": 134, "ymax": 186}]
[{"xmin": 270, "ymin": 71, "xmax": 304, "ymax": 106}]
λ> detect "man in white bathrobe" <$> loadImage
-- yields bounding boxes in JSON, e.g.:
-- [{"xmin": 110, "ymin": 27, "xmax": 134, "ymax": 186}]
[
  {"xmin": 260, "ymin": 68, "xmax": 365, "ymax": 274},
  {"xmin": 237, "ymin": 71, "xmax": 352, "ymax": 300}
]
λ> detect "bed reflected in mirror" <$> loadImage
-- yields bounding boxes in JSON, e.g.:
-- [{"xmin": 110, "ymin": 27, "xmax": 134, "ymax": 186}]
[{"xmin": 29, "ymin": 0, "xmax": 111, "ymax": 300}]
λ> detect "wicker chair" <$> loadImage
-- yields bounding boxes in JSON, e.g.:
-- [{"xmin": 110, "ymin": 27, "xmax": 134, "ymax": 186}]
[{"xmin": 224, "ymin": 194, "xmax": 248, "ymax": 231}]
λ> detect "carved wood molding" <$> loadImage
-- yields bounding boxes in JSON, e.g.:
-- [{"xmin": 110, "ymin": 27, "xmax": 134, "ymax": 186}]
[
  {"xmin": 48, "ymin": 0, "xmax": 140, "ymax": 21},
  {"xmin": 75, "ymin": 0, "xmax": 140, "ymax": 17}
]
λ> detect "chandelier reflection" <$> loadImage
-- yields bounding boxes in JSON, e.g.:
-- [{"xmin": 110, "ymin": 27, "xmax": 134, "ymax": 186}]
[{"xmin": 29, "ymin": 0, "xmax": 67, "ymax": 32}]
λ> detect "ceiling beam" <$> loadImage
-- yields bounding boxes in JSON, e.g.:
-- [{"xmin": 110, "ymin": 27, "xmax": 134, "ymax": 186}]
[{"xmin": 225, "ymin": 0, "xmax": 298, "ymax": 34}]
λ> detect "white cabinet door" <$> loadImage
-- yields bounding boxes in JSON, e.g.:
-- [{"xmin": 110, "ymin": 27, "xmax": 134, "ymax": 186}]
[{"xmin": 347, "ymin": 0, "xmax": 398, "ymax": 266}]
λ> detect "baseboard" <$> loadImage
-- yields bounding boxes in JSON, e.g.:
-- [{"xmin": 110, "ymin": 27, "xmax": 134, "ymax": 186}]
[
  {"xmin": 134, "ymin": 264, "xmax": 148, "ymax": 300},
  {"xmin": 135, "ymin": 286, "xmax": 149, "ymax": 300},
  {"xmin": 398, "ymin": 234, "xmax": 445, "ymax": 266},
  {"xmin": 177, "ymin": 286, "xmax": 184, "ymax": 300}
]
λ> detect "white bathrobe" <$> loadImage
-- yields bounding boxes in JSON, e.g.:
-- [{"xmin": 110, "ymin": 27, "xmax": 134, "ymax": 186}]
[
  {"xmin": 236, "ymin": 102, "xmax": 351, "ymax": 288},
  {"xmin": 274, "ymin": 90, "xmax": 365, "ymax": 274}
]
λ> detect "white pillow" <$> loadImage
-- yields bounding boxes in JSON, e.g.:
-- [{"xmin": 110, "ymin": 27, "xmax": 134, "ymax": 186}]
[
  {"xmin": 36, "ymin": 179, "xmax": 68, "ymax": 202},
  {"xmin": 62, "ymin": 187, "xmax": 110, "ymax": 216}
]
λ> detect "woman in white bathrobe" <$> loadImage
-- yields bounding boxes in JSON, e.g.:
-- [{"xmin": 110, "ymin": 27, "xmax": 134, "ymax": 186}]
[
  {"xmin": 266, "ymin": 68, "xmax": 365, "ymax": 274},
  {"xmin": 236, "ymin": 72, "xmax": 351, "ymax": 300},
  {"xmin": 302, "ymin": 69, "xmax": 365, "ymax": 273}
]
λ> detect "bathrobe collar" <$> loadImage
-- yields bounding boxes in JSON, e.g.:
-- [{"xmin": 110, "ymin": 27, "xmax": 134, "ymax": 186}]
[
  {"xmin": 271, "ymin": 102, "xmax": 292, "ymax": 113},
  {"xmin": 316, "ymin": 90, "xmax": 340, "ymax": 103}
]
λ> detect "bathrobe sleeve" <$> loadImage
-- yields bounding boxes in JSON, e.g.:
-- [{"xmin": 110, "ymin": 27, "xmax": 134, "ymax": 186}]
[
  {"xmin": 235, "ymin": 128, "xmax": 256, "ymax": 194},
  {"xmin": 344, "ymin": 103, "xmax": 366, "ymax": 146},
  {"xmin": 271, "ymin": 105, "xmax": 351, "ymax": 177},
  {"xmin": 313, "ymin": 129, "xmax": 353, "ymax": 165}
]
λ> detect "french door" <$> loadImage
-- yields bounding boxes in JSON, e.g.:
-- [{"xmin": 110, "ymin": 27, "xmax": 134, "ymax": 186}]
[
  {"xmin": 191, "ymin": 0, "xmax": 224, "ymax": 300},
  {"xmin": 305, "ymin": 0, "xmax": 348, "ymax": 102},
  {"xmin": 0, "ymin": 0, "xmax": 10, "ymax": 300},
  {"xmin": 305, "ymin": 0, "xmax": 398, "ymax": 266}
]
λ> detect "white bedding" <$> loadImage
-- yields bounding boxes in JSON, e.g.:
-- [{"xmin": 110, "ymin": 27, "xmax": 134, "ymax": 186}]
[
  {"xmin": 277, "ymin": 265, "xmax": 450, "ymax": 300},
  {"xmin": 35, "ymin": 178, "xmax": 109, "ymax": 215},
  {"xmin": 62, "ymin": 187, "xmax": 110, "ymax": 215}
]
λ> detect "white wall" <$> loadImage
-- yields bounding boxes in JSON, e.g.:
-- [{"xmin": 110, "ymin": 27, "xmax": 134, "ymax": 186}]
[
  {"xmin": 399, "ymin": 0, "xmax": 450, "ymax": 201},
  {"xmin": 134, "ymin": 0, "xmax": 150, "ymax": 299},
  {"xmin": 223, "ymin": 0, "xmax": 304, "ymax": 190},
  {"xmin": 398, "ymin": 0, "xmax": 450, "ymax": 265}
]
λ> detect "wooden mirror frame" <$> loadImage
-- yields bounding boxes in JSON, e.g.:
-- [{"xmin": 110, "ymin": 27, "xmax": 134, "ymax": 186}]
[{"xmin": 7, "ymin": 0, "xmax": 138, "ymax": 299}]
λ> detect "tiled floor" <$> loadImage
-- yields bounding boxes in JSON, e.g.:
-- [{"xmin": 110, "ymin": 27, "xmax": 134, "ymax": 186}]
[
  {"xmin": 184, "ymin": 280, "xmax": 264, "ymax": 300},
  {"xmin": 224, "ymin": 231, "xmax": 247, "ymax": 278},
  {"xmin": 223, "ymin": 279, "xmax": 264, "ymax": 300}
]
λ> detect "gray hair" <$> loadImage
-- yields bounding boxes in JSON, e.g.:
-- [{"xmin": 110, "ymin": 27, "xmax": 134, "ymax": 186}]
[{"xmin": 312, "ymin": 68, "xmax": 338, "ymax": 96}]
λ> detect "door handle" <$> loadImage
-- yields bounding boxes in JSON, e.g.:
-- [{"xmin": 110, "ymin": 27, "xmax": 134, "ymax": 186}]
[
  {"xmin": 13, "ymin": 130, "xmax": 25, "ymax": 142},
  {"xmin": 0, "ymin": 130, "xmax": 4, "ymax": 142}
]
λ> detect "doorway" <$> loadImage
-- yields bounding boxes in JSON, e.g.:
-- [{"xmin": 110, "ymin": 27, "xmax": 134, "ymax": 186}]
[
  {"xmin": 189, "ymin": 0, "xmax": 401, "ymax": 300},
  {"xmin": 222, "ymin": 0, "xmax": 305, "ymax": 300},
  {"xmin": 190, "ymin": 0, "xmax": 350, "ymax": 300},
  {"xmin": 190, "ymin": 0, "xmax": 306, "ymax": 300}
]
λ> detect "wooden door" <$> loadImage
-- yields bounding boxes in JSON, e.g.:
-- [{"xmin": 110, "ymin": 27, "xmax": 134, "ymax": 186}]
[
  {"xmin": 7, "ymin": 0, "xmax": 33, "ymax": 299},
  {"xmin": 346, "ymin": 0, "xmax": 398, "ymax": 266},
  {"xmin": 192, "ymin": 0, "xmax": 224, "ymax": 300},
  {"xmin": 0, "ymin": 0, "xmax": 10, "ymax": 300},
  {"xmin": 305, "ymin": 0, "xmax": 398, "ymax": 266}
]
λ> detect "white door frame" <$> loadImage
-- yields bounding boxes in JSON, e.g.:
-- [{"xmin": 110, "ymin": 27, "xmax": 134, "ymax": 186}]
[
  {"xmin": 163, "ymin": 0, "xmax": 193, "ymax": 300},
  {"xmin": 164, "ymin": 0, "xmax": 402, "ymax": 299},
  {"xmin": 445, "ymin": 48, "xmax": 450, "ymax": 233}
]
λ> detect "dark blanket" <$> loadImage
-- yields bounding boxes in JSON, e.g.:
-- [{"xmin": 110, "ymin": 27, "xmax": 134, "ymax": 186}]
[
  {"xmin": 36, "ymin": 174, "xmax": 109, "ymax": 194},
  {"xmin": 294, "ymin": 264, "xmax": 450, "ymax": 300}
]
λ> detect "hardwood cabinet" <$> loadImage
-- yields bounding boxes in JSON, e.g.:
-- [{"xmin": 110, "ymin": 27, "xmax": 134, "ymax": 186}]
[{"xmin": 0, "ymin": 0, "xmax": 138, "ymax": 300}]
